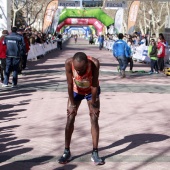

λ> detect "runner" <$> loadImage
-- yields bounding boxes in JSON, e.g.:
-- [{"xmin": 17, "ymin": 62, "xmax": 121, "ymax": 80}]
[{"xmin": 58, "ymin": 52, "xmax": 104, "ymax": 165}]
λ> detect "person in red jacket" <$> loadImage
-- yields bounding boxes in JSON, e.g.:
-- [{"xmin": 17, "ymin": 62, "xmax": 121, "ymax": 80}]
[
  {"xmin": 157, "ymin": 37, "xmax": 166, "ymax": 72},
  {"xmin": 0, "ymin": 30, "xmax": 9, "ymax": 83},
  {"xmin": 22, "ymin": 33, "xmax": 30, "ymax": 69}
]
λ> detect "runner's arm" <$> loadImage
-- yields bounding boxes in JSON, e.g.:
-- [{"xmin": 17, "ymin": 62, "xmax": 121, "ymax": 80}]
[
  {"xmin": 65, "ymin": 58, "xmax": 75, "ymax": 106},
  {"xmin": 91, "ymin": 58, "xmax": 100, "ymax": 105}
]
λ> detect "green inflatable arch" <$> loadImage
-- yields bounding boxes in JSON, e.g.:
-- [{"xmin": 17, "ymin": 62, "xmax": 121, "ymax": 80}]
[{"xmin": 59, "ymin": 8, "xmax": 114, "ymax": 26}]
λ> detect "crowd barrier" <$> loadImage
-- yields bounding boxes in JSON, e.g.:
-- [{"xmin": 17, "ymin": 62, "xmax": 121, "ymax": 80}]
[
  {"xmin": 27, "ymin": 42, "xmax": 57, "ymax": 60},
  {"xmin": 103, "ymin": 40, "xmax": 170, "ymax": 63},
  {"xmin": 27, "ymin": 36, "xmax": 69, "ymax": 60}
]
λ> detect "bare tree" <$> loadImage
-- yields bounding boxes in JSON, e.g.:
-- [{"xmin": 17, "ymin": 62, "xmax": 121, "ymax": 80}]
[
  {"xmin": 12, "ymin": 0, "xmax": 44, "ymax": 28},
  {"xmin": 12, "ymin": 0, "xmax": 27, "ymax": 26},
  {"xmin": 137, "ymin": 1, "xmax": 169, "ymax": 36}
]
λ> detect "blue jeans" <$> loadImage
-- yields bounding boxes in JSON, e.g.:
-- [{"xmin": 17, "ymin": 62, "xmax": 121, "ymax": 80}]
[
  {"xmin": 99, "ymin": 43, "xmax": 103, "ymax": 50},
  {"xmin": 150, "ymin": 59, "xmax": 158, "ymax": 72},
  {"xmin": 4, "ymin": 57, "xmax": 20, "ymax": 85},
  {"xmin": 117, "ymin": 57, "xmax": 127, "ymax": 71}
]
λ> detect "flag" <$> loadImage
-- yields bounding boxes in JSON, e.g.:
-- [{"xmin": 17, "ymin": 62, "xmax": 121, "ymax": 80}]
[
  {"xmin": 42, "ymin": 0, "xmax": 58, "ymax": 33},
  {"xmin": 114, "ymin": 8, "xmax": 124, "ymax": 34},
  {"xmin": 127, "ymin": 1, "xmax": 140, "ymax": 34}
]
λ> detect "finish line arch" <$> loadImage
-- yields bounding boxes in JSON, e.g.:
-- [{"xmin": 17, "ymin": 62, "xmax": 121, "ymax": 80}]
[
  {"xmin": 58, "ymin": 8, "xmax": 114, "ymax": 27},
  {"xmin": 43, "ymin": 1, "xmax": 114, "ymax": 34},
  {"xmin": 57, "ymin": 18, "xmax": 103, "ymax": 35},
  {"xmin": 64, "ymin": 26, "xmax": 91, "ymax": 37}
]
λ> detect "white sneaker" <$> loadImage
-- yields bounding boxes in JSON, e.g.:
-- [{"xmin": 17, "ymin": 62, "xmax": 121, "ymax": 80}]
[{"xmin": 2, "ymin": 84, "xmax": 8, "ymax": 87}]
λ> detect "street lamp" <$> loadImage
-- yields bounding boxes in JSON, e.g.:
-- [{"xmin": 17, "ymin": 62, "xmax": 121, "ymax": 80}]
[{"xmin": 148, "ymin": 9, "xmax": 153, "ymax": 44}]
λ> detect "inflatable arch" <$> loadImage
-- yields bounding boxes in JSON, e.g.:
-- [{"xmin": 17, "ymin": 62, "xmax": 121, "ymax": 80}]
[
  {"xmin": 58, "ymin": 8, "xmax": 114, "ymax": 27},
  {"xmin": 43, "ymin": 1, "xmax": 114, "ymax": 34},
  {"xmin": 56, "ymin": 8, "xmax": 114, "ymax": 34},
  {"xmin": 57, "ymin": 18, "xmax": 103, "ymax": 35}
]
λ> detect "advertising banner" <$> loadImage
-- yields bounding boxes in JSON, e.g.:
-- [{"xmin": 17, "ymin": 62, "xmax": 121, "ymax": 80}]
[
  {"xmin": 51, "ymin": 8, "xmax": 62, "ymax": 33},
  {"xmin": 114, "ymin": 8, "xmax": 124, "ymax": 34},
  {"xmin": 127, "ymin": 1, "xmax": 140, "ymax": 34},
  {"xmin": 58, "ymin": 0, "xmax": 80, "ymax": 8},
  {"xmin": 105, "ymin": 0, "xmax": 127, "ymax": 9},
  {"xmin": 42, "ymin": 0, "xmax": 58, "ymax": 33}
]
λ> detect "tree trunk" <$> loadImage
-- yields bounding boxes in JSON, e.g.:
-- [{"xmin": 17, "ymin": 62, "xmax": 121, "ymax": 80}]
[{"xmin": 13, "ymin": 10, "xmax": 16, "ymax": 26}]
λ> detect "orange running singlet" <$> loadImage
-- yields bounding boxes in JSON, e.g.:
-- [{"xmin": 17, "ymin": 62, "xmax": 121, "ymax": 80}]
[{"xmin": 72, "ymin": 56, "xmax": 93, "ymax": 95}]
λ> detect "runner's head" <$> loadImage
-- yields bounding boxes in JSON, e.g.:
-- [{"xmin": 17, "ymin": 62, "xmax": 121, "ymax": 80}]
[{"xmin": 73, "ymin": 52, "xmax": 88, "ymax": 76}]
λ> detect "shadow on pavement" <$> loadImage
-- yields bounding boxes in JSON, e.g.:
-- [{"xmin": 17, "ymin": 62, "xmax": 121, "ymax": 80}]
[
  {"xmin": 0, "ymin": 156, "xmax": 54, "ymax": 170},
  {"xmin": 101, "ymin": 133, "xmax": 170, "ymax": 160},
  {"xmin": 0, "ymin": 125, "xmax": 33, "ymax": 163},
  {"xmin": 71, "ymin": 133, "xmax": 169, "ymax": 163},
  {"xmin": 53, "ymin": 164, "xmax": 77, "ymax": 170}
]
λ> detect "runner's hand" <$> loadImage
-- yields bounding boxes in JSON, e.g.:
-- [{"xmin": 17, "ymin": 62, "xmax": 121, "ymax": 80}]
[{"xmin": 67, "ymin": 106, "xmax": 77, "ymax": 117}]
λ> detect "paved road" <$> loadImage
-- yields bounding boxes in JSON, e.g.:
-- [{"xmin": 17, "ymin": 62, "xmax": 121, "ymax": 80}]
[{"xmin": 0, "ymin": 38, "xmax": 170, "ymax": 170}]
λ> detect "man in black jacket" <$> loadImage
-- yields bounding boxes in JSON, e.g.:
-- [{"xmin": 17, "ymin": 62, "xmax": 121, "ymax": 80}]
[{"xmin": 2, "ymin": 27, "xmax": 25, "ymax": 87}]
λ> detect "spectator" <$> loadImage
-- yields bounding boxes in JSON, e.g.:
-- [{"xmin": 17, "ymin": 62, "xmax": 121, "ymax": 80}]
[
  {"xmin": 98, "ymin": 34, "xmax": 104, "ymax": 50},
  {"xmin": 2, "ymin": 27, "xmax": 25, "ymax": 87},
  {"xmin": 74, "ymin": 34, "xmax": 78, "ymax": 44},
  {"xmin": 127, "ymin": 39, "xmax": 133, "ymax": 72},
  {"xmin": 148, "ymin": 39, "xmax": 158, "ymax": 74},
  {"xmin": 0, "ymin": 30, "xmax": 9, "ymax": 83},
  {"xmin": 113, "ymin": 33, "xmax": 129, "ymax": 78},
  {"xmin": 17, "ymin": 29, "xmax": 26, "ymax": 74},
  {"xmin": 89, "ymin": 34, "xmax": 94, "ymax": 44},
  {"xmin": 22, "ymin": 32, "xmax": 30, "ymax": 69},
  {"xmin": 159, "ymin": 33, "xmax": 167, "ymax": 45},
  {"xmin": 57, "ymin": 34, "xmax": 63, "ymax": 50},
  {"xmin": 157, "ymin": 37, "xmax": 166, "ymax": 72}
]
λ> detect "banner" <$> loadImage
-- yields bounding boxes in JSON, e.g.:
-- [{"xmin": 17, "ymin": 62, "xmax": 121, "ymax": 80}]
[
  {"xmin": 51, "ymin": 8, "xmax": 62, "ymax": 33},
  {"xmin": 58, "ymin": 0, "xmax": 80, "ymax": 8},
  {"xmin": 42, "ymin": 0, "xmax": 58, "ymax": 33},
  {"xmin": 105, "ymin": 0, "xmax": 127, "ymax": 9},
  {"xmin": 127, "ymin": 1, "xmax": 140, "ymax": 34},
  {"xmin": 0, "ymin": 0, "xmax": 11, "ymax": 35},
  {"xmin": 114, "ymin": 8, "xmax": 124, "ymax": 34}
]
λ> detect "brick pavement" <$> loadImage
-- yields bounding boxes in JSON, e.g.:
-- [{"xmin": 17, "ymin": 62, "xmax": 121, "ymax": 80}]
[{"xmin": 0, "ymin": 38, "xmax": 170, "ymax": 170}]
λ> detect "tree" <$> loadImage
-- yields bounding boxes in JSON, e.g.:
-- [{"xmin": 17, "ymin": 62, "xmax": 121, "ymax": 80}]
[
  {"xmin": 12, "ymin": 0, "xmax": 44, "ymax": 28},
  {"xmin": 137, "ymin": 1, "xmax": 169, "ymax": 37},
  {"xmin": 103, "ymin": 1, "xmax": 170, "ymax": 36}
]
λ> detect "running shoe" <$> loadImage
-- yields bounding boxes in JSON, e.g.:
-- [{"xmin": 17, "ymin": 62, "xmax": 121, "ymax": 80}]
[
  {"xmin": 58, "ymin": 150, "xmax": 72, "ymax": 164},
  {"xmin": 117, "ymin": 66, "xmax": 120, "ymax": 72},
  {"xmin": 12, "ymin": 84, "xmax": 17, "ymax": 88},
  {"xmin": 91, "ymin": 151, "xmax": 104, "ymax": 165},
  {"xmin": 148, "ymin": 71, "xmax": 153, "ymax": 75},
  {"xmin": 2, "ymin": 84, "xmax": 8, "ymax": 87}
]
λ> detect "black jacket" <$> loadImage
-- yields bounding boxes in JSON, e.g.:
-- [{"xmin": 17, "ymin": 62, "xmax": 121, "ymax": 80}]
[{"xmin": 150, "ymin": 45, "xmax": 157, "ymax": 58}]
